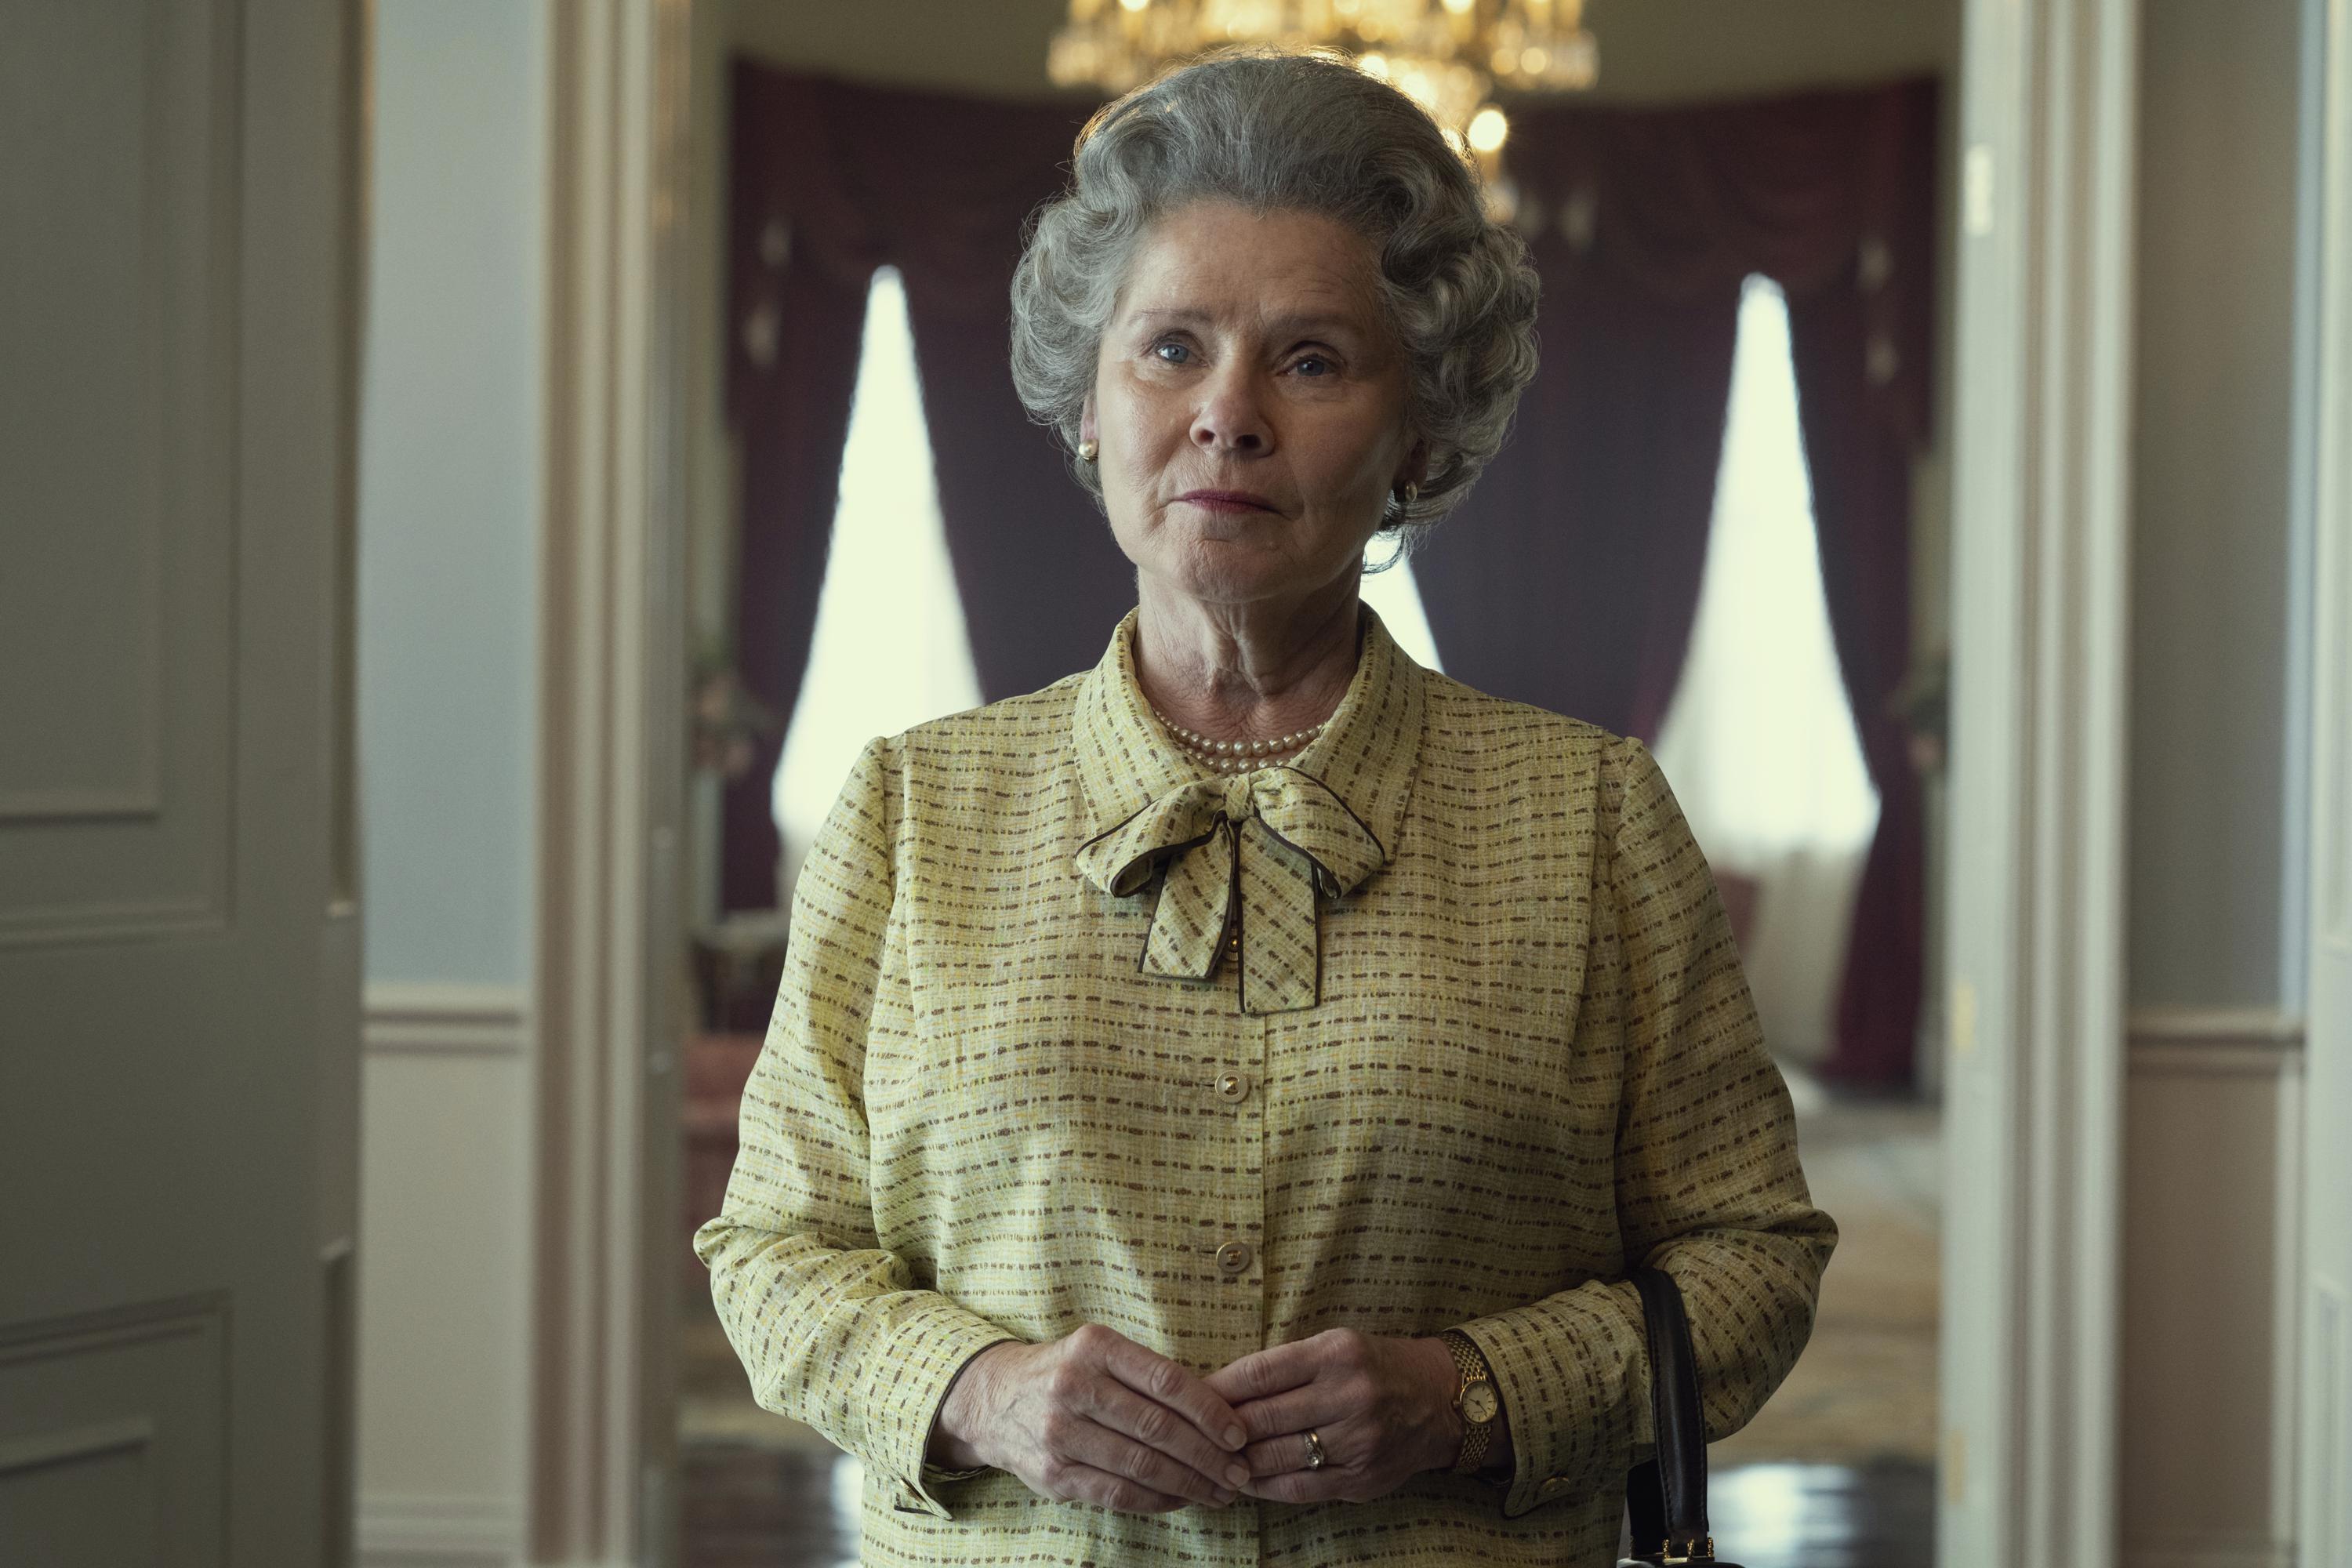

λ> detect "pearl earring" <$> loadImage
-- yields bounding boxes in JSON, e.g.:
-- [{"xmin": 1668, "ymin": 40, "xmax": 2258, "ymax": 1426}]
[
  {"xmin": 1399, "ymin": 481, "xmax": 1420, "ymax": 504},
  {"xmin": 1076, "ymin": 439, "xmax": 1099, "ymax": 463}
]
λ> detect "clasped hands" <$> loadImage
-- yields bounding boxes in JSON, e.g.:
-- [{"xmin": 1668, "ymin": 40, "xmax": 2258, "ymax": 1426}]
[{"xmin": 928, "ymin": 1323, "xmax": 1506, "ymax": 1515}]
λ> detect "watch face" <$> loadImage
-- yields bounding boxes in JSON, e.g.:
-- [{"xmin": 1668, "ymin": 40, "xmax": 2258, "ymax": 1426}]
[{"xmin": 1463, "ymin": 1381, "xmax": 1499, "ymax": 1424}]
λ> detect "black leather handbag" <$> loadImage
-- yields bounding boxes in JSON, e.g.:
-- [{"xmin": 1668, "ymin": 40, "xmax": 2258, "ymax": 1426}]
[{"xmin": 1617, "ymin": 1268, "xmax": 1743, "ymax": 1568}]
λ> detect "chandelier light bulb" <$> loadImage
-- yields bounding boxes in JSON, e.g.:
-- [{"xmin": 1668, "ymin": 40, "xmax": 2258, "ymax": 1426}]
[
  {"xmin": 1467, "ymin": 104, "xmax": 1509, "ymax": 154},
  {"xmin": 1046, "ymin": 0, "xmax": 1599, "ymax": 170}
]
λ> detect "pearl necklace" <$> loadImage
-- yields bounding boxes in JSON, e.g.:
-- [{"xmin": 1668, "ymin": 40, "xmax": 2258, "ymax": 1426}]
[{"xmin": 1148, "ymin": 704, "xmax": 1331, "ymax": 774}]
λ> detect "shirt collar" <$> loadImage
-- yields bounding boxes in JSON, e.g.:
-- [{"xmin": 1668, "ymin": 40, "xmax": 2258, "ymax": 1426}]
[{"xmin": 1070, "ymin": 601, "xmax": 1427, "ymax": 871}]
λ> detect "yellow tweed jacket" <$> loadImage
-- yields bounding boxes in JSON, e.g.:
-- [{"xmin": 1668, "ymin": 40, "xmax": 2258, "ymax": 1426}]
[{"xmin": 693, "ymin": 606, "xmax": 1835, "ymax": 1566}]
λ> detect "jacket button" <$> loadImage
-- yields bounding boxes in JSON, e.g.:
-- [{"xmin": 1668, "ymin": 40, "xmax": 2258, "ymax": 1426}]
[
  {"xmin": 1215, "ymin": 1240, "xmax": 1253, "ymax": 1274},
  {"xmin": 1216, "ymin": 1071, "xmax": 1251, "ymax": 1102},
  {"xmin": 1538, "ymin": 1475, "xmax": 1570, "ymax": 1497}
]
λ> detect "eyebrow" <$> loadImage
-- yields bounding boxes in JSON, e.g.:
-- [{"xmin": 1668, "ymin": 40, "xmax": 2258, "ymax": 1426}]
[{"xmin": 1127, "ymin": 307, "xmax": 1367, "ymax": 339}]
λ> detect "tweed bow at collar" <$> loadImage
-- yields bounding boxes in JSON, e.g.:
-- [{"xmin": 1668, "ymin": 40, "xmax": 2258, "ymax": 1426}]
[
  {"xmin": 1069, "ymin": 604, "xmax": 1427, "ymax": 1015},
  {"xmin": 1075, "ymin": 766, "xmax": 1388, "ymax": 1013}
]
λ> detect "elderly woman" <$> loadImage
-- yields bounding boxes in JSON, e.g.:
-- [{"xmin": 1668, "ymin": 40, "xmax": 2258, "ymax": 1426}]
[{"xmin": 694, "ymin": 48, "xmax": 1834, "ymax": 1568}]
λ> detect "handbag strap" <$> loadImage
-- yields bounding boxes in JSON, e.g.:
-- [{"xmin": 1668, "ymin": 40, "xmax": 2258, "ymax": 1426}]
[{"xmin": 1624, "ymin": 1266, "xmax": 1711, "ymax": 1559}]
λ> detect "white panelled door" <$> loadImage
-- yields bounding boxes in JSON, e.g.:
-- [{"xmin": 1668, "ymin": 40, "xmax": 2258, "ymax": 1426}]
[
  {"xmin": 0, "ymin": 2, "xmax": 366, "ymax": 1565},
  {"xmin": 2302, "ymin": 2, "xmax": 2352, "ymax": 1559}
]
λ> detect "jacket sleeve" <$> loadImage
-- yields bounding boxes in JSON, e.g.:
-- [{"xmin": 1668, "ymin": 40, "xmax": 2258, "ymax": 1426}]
[
  {"xmin": 691, "ymin": 736, "xmax": 1019, "ymax": 1520},
  {"xmin": 1450, "ymin": 734, "xmax": 1838, "ymax": 1519}
]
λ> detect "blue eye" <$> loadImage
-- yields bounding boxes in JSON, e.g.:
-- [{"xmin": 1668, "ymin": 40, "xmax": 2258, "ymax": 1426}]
[
  {"xmin": 1153, "ymin": 341, "xmax": 1192, "ymax": 364},
  {"xmin": 1293, "ymin": 355, "xmax": 1332, "ymax": 377}
]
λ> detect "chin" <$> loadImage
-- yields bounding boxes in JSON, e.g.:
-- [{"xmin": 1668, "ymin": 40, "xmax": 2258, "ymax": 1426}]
[
  {"xmin": 1169, "ymin": 554, "xmax": 1347, "ymax": 612},
  {"xmin": 1163, "ymin": 567, "xmax": 1270, "ymax": 607},
  {"xmin": 1151, "ymin": 534, "xmax": 1277, "ymax": 596},
  {"xmin": 1116, "ymin": 509, "xmax": 1352, "ymax": 606}
]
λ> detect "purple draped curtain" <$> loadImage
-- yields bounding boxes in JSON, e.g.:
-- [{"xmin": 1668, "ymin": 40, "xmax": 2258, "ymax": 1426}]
[
  {"xmin": 723, "ymin": 64, "xmax": 1129, "ymax": 910},
  {"xmin": 1410, "ymin": 78, "xmax": 1939, "ymax": 1085},
  {"xmin": 1410, "ymin": 259, "xmax": 1740, "ymax": 739},
  {"xmin": 725, "ymin": 60, "xmax": 1940, "ymax": 1086}
]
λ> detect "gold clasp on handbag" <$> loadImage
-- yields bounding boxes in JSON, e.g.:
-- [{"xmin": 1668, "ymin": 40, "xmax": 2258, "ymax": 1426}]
[{"xmin": 1660, "ymin": 1536, "xmax": 1714, "ymax": 1564}]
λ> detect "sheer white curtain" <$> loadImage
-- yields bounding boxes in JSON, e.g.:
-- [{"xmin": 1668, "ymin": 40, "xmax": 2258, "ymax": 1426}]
[
  {"xmin": 772, "ymin": 269, "xmax": 982, "ymax": 902},
  {"xmin": 1651, "ymin": 275, "xmax": 1880, "ymax": 1066},
  {"xmin": 1361, "ymin": 553, "xmax": 1443, "ymax": 671}
]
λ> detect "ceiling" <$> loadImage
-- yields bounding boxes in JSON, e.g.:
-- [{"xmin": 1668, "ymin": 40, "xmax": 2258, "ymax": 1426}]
[{"xmin": 720, "ymin": 0, "xmax": 1960, "ymax": 106}]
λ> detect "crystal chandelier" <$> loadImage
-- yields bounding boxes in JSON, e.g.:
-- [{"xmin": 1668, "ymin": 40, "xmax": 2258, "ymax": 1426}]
[{"xmin": 1047, "ymin": 0, "xmax": 1598, "ymax": 161}]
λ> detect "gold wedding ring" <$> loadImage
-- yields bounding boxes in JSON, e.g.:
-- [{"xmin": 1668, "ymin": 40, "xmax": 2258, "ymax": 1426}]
[{"xmin": 1301, "ymin": 1429, "xmax": 1326, "ymax": 1470}]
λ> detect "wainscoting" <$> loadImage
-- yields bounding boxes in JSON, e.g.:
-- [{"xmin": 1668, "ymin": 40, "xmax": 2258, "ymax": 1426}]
[
  {"xmin": 356, "ymin": 983, "xmax": 533, "ymax": 1568},
  {"xmin": 2120, "ymin": 1007, "xmax": 2304, "ymax": 1568}
]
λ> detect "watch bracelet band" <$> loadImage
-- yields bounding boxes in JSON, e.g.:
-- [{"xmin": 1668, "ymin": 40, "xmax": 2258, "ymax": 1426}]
[{"xmin": 1440, "ymin": 1330, "xmax": 1497, "ymax": 1475}]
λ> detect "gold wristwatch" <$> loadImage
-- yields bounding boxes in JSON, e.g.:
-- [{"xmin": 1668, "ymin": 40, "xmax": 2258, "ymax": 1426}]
[{"xmin": 1440, "ymin": 1330, "xmax": 1501, "ymax": 1475}]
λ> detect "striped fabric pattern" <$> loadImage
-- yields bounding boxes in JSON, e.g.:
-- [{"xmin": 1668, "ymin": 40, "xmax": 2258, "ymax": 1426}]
[{"xmin": 693, "ymin": 605, "xmax": 1836, "ymax": 1567}]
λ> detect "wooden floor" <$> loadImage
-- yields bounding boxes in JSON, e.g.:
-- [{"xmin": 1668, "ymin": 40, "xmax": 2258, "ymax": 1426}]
[{"xmin": 679, "ymin": 1443, "xmax": 1937, "ymax": 1566}]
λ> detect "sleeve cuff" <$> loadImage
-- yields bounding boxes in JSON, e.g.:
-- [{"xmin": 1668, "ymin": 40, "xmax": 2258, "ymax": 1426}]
[
  {"xmin": 1454, "ymin": 1317, "xmax": 1581, "ymax": 1519},
  {"xmin": 1453, "ymin": 1288, "xmax": 1643, "ymax": 1519},
  {"xmin": 879, "ymin": 1319, "xmax": 1023, "ymax": 1519}
]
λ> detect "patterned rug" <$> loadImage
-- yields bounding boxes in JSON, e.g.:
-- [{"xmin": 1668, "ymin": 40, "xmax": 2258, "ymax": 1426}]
[{"xmin": 1714, "ymin": 1081, "xmax": 1941, "ymax": 1468}]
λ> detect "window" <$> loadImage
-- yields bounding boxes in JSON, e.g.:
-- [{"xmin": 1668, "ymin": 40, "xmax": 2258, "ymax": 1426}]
[
  {"xmin": 771, "ymin": 269, "xmax": 981, "ymax": 864},
  {"xmin": 1653, "ymin": 274, "xmax": 1878, "ymax": 858},
  {"xmin": 1650, "ymin": 274, "xmax": 1880, "ymax": 1061},
  {"xmin": 1361, "ymin": 550, "xmax": 1444, "ymax": 672}
]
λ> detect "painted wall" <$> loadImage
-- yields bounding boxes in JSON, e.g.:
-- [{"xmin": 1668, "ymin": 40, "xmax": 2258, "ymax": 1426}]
[
  {"xmin": 353, "ymin": 2, "xmax": 547, "ymax": 1562},
  {"xmin": 2127, "ymin": 0, "xmax": 2306, "ymax": 1011},
  {"xmin": 2120, "ymin": 1, "xmax": 2312, "ymax": 1563},
  {"xmin": 2123, "ymin": 1027, "xmax": 2303, "ymax": 1567},
  {"xmin": 358, "ymin": 0, "xmax": 545, "ymax": 989}
]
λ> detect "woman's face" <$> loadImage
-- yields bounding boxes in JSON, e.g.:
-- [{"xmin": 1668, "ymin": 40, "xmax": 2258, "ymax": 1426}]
[{"xmin": 1084, "ymin": 201, "xmax": 1421, "ymax": 611}]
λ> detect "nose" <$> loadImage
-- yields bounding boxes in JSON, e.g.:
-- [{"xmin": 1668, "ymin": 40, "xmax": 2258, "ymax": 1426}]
[{"xmin": 1191, "ymin": 364, "xmax": 1270, "ymax": 456}]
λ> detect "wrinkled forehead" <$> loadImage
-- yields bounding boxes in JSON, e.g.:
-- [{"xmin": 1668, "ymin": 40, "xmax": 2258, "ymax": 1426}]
[{"xmin": 1110, "ymin": 201, "xmax": 1390, "ymax": 340}]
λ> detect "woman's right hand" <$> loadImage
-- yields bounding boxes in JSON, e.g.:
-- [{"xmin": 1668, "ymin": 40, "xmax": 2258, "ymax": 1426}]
[{"xmin": 934, "ymin": 1323, "xmax": 1254, "ymax": 1513}]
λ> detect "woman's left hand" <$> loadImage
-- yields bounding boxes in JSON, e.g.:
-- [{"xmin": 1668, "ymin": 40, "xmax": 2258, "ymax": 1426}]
[{"xmin": 1202, "ymin": 1329, "xmax": 1462, "ymax": 1504}]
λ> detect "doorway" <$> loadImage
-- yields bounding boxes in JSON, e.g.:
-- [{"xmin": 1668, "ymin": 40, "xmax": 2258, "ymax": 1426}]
[
  {"xmin": 669, "ymin": 27, "xmax": 1961, "ymax": 1563},
  {"xmin": 550, "ymin": 2, "xmax": 2154, "ymax": 1565}
]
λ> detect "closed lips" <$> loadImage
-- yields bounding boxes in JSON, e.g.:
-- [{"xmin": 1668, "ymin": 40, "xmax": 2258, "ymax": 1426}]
[{"xmin": 1179, "ymin": 491, "xmax": 1277, "ymax": 510}]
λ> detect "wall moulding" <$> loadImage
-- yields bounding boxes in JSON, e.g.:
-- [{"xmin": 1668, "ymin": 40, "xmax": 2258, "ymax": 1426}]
[
  {"xmin": 354, "ymin": 1491, "xmax": 524, "ymax": 1568},
  {"xmin": 2125, "ymin": 1007, "xmax": 2307, "ymax": 1074},
  {"xmin": 2118, "ymin": 1542, "xmax": 2292, "ymax": 1568},
  {"xmin": 362, "ymin": 983, "xmax": 531, "ymax": 1058}
]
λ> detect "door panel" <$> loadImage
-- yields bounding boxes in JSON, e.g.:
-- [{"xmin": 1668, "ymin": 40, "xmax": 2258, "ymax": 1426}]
[
  {"xmin": 0, "ymin": 1301, "xmax": 228, "ymax": 1568},
  {"xmin": 0, "ymin": 0, "xmax": 366, "ymax": 1564},
  {"xmin": 0, "ymin": 0, "xmax": 235, "ymax": 942}
]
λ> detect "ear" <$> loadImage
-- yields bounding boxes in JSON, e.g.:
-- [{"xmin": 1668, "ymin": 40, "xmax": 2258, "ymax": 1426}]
[{"xmin": 1393, "ymin": 438, "xmax": 1430, "ymax": 492}]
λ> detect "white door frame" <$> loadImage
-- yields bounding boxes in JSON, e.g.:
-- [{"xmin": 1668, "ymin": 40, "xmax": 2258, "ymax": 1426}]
[
  {"xmin": 1940, "ymin": 0, "xmax": 2140, "ymax": 1565},
  {"xmin": 527, "ymin": 1, "xmax": 693, "ymax": 1563},
  {"xmin": 2297, "ymin": 0, "xmax": 2352, "ymax": 1560},
  {"xmin": 517, "ymin": 2, "xmax": 2149, "ymax": 1564}
]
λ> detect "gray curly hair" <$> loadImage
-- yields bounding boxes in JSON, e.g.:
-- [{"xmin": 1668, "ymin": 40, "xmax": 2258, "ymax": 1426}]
[{"xmin": 1008, "ymin": 48, "xmax": 1541, "ymax": 547}]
